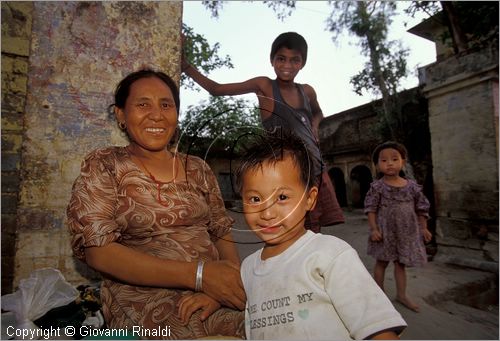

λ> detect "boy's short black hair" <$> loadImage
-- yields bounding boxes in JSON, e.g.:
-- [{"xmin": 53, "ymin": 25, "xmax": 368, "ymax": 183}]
[
  {"xmin": 235, "ymin": 131, "xmax": 316, "ymax": 193},
  {"xmin": 270, "ymin": 32, "xmax": 308, "ymax": 66}
]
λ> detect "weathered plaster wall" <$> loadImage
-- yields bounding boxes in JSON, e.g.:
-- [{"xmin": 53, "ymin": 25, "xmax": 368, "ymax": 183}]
[
  {"xmin": 423, "ymin": 47, "xmax": 499, "ymax": 269},
  {"xmin": 319, "ymin": 108, "xmax": 379, "ymax": 209},
  {"xmin": 1, "ymin": 1, "xmax": 34, "ymax": 294},
  {"xmin": 320, "ymin": 104, "xmax": 380, "ymax": 159},
  {"xmin": 10, "ymin": 1, "xmax": 183, "ymax": 288}
]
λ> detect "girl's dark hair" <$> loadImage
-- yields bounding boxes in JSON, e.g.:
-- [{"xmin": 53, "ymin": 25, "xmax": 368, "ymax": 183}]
[
  {"xmin": 110, "ymin": 68, "xmax": 180, "ymax": 113},
  {"xmin": 372, "ymin": 141, "xmax": 408, "ymax": 163},
  {"xmin": 372, "ymin": 141, "xmax": 408, "ymax": 178},
  {"xmin": 270, "ymin": 32, "xmax": 308, "ymax": 66},
  {"xmin": 235, "ymin": 131, "xmax": 316, "ymax": 193}
]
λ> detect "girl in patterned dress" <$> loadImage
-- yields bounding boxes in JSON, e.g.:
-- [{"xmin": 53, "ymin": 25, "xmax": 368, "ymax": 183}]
[{"xmin": 364, "ymin": 141, "xmax": 432, "ymax": 313}]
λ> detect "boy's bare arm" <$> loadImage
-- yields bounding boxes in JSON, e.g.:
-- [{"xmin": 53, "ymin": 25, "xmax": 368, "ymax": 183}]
[
  {"xmin": 303, "ymin": 84, "xmax": 324, "ymax": 140},
  {"xmin": 183, "ymin": 61, "xmax": 268, "ymax": 97}
]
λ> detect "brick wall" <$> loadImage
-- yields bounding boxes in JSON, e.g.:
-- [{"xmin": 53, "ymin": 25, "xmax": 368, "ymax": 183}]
[{"xmin": 1, "ymin": 1, "xmax": 33, "ymax": 294}]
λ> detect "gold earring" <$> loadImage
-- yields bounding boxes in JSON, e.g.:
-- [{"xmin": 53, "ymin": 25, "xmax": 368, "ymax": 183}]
[{"xmin": 118, "ymin": 122, "xmax": 126, "ymax": 130}]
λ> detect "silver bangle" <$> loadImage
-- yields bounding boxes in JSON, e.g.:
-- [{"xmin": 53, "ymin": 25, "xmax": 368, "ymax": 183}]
[{"xmin": 195, "ymin": 260, "xmax": 204, "ymax": 292}]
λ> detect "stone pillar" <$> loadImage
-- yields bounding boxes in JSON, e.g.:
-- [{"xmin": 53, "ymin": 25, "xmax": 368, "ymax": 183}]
[
  {"xmin": 12, "ymin": 1, "xmax": 182, "ymax": 288},
  {"xmin": 423, "ymin": 47, "xmax": 499, "ymax": 271}
]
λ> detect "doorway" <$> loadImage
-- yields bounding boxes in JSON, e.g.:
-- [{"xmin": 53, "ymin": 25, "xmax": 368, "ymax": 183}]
[{"xmin": 350, "ymin": 165, "xmax": 373, "ymax": 208}]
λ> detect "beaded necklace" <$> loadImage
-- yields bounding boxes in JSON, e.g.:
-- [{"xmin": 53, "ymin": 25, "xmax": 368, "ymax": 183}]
[{"xmin": 132, "ymin": 150, "xmax": 179, "ymax": 206}]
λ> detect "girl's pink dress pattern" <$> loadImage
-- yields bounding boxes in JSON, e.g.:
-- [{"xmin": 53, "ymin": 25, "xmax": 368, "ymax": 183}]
[
  {"xmin": 364, "ymin": 179, "xmax": 430, "ymax": 267},
  {"xmin": 67, "ymin": 147, "xmax": 244, "ymax": 339}
]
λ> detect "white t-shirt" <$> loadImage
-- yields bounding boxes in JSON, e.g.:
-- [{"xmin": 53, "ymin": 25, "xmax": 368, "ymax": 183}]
[{"xmin": 241, "ymin": 231, "xmax": 407, "ymax": 340}]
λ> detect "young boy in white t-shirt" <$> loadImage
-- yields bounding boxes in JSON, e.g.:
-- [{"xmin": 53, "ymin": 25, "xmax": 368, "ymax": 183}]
[{"xmin": 234, "ymin": 132, "xmax": 407, "ymax": 340}]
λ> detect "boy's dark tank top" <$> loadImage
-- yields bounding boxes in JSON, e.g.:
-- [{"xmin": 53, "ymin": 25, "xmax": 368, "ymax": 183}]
[{"xmin": 262, "ymin": 79, "xmax": 323, "ymax": 176}]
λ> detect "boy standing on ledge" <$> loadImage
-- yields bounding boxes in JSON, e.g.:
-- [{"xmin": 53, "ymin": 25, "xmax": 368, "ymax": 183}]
[{"xmin": 183, "ymin": 31, "xmax": 344, "ymax": 232}]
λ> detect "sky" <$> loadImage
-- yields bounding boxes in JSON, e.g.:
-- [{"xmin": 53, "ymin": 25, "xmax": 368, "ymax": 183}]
[{"xmin": 180, "ymin": 1, "xmax": 437, "ymax": 118}]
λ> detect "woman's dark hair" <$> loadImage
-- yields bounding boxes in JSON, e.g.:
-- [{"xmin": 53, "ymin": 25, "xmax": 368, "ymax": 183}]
[
  {"xmin": 372, "ymin": 141, "xmax": 408, "ymax": 178},
  {"xmin": 110, "ymin": 68, "xmax": 180, "ymax": 113},
  {"xmin": 270, "ymin": 32, "xmax": 308, "ymax": 66},
  {"xmin": 235, "ymin": 131, "xmax": 316, "ymax": 193}
]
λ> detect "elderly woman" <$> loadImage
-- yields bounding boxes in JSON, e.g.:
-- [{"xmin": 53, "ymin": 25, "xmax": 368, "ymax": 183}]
[{"xmin": 67, "ymin": 69, "xmax": 245, "ymax": 339}]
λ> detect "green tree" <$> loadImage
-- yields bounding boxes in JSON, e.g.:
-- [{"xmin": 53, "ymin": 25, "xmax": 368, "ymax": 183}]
[
  {"xmin": 406, "ymin": 1, "xmax": 498, "ymax": 53},
  {"xmin": 326, "ymin": 2, "xmax": 411, "ymax": 144},
  {"xmin": 178, "ymin": 96, "xmax": 261, "ymax": 158},
  {"xmin": 181, "ymin": 23, "xmax": 233, "ymax": 91},
  {"xmin": 180, "ymin": 24, "xmax": 260, "ymax": 157}
]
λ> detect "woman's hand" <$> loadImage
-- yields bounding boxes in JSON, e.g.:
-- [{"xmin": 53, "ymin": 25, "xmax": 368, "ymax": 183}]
[
  {"xmin": 202, "ymin": 260, "xmax": 246, "ymax": 310},
  {"xmin": 177, "ymin": 292, "xmax": 221, "ymax": 325}
]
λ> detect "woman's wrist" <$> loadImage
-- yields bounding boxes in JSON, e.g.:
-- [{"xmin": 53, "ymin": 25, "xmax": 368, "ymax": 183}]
[
  {"xmin": 195, "ymin": 260, "xmax": 205, "ymax": 292},
  {"xmin": 182, "ymin": 261, "xmax": 198, "ymax": 290}
]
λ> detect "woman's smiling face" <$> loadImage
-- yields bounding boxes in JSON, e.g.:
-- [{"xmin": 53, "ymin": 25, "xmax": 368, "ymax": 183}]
[{"xmin": 116, "ymin": 76, "xmax": 178, "ymax": 152}]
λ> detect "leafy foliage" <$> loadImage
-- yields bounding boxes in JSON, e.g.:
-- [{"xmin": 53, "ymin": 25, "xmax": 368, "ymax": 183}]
[
  {"xmin": 262, "ymin": 0, "xmax": 297, "ymax": 21},
  {"xmin": 454, "ymin": 2, "xmax": 498, "ymax": 49},
  {"xmin": 181, "ymin": 24, "xmax": 233, "ymax": 90},
  {"xmin": 199, "ymin": 0, "xmax": 225, "ymax": 18},
  {"xmin": 178, "ymin": 96, "xmax": 261, "ymax": 158},
  {"xmin": 405, "ymin": 2, "xmax": 499, "ymax": 52},
  {"xmin": 180, "ymin": 24, "xmax": 258, "ymax": 156},
  {"xmin": 404, "ymin": 1, "xmax": 441, "ymax": 20},
  {"xmin": 350, "ymin": 42, "xmax": 408, "ymax": 97},
  {"xmin": 326, "ymin": 2, "xmax": 409, "ymax": 98},
  {"xmin": 200, "ymin": 0, "xmax": 296, "ymax": 20},
  {"xmin": 326, "ymin": 1, "xmax": 411, "ymax": 144}
]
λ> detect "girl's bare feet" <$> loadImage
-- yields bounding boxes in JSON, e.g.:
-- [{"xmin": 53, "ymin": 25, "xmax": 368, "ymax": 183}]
[{"xmin": 396, "ymin": 295, "xmax": 420, "ymax": 312}]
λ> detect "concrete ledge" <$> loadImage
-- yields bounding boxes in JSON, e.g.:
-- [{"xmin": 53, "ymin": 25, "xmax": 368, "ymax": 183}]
[{"xmin": 433, "ymin": 254, "xmax": 499, "ymax": 273}]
